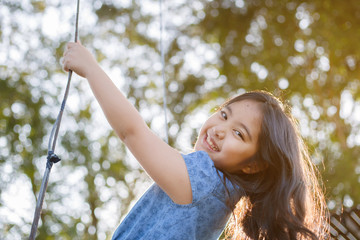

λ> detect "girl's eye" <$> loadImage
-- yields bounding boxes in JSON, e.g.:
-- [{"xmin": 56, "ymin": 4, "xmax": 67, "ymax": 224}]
[
  {"xmin": 234, "ymin": 130, "xmax": 244, "ymax": 140},
  {"xmin": 221, "ymin": 110, "xmax": 227, "ymax": 120}
]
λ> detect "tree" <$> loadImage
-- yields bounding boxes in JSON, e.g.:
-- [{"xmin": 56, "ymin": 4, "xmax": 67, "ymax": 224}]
[{"xmin": 1, "ymin": 0, "xmax": 359, "ymax": 239}]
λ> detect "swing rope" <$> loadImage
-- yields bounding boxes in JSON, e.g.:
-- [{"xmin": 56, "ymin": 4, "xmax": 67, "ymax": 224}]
[
  {"xmin": 30, "ymin": 1, "xmax": 168, "ymax": 238},
  {"xmin": 29, "ymin": 0, "xmax": 80, "ymax": 239}
]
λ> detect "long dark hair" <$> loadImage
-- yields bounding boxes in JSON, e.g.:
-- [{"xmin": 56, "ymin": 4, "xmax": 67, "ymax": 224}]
[{"xmin": 219, "ymin": 91, "xmax": 329, "ymax": 239}]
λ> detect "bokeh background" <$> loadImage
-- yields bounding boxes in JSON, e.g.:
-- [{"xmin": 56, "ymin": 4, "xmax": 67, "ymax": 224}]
[{"xmin": 1, "ymin": 0, "xmax": 359, "ymax": 239}]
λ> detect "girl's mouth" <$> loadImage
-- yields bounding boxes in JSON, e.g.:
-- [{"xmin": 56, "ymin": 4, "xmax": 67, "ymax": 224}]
[{"xmin": 205, "ymin": 133, "xmax": 219, "ymax": 152}]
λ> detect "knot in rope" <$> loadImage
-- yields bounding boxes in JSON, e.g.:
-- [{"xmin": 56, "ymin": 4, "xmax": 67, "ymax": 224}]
[{"xmin": 46, "ymin": 150, "xmax": 61, "ymax": 168}]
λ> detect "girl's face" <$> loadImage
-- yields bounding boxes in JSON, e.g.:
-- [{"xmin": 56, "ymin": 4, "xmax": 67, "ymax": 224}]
[{"xmin": 194, "ymin": 99, "xmax": 263, "ymax": 173}]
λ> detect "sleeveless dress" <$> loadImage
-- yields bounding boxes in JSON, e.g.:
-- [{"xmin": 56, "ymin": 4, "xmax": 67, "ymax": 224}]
[{"xmin": 112, "ymin": 151, "xmax": 240, "ymax": 240}]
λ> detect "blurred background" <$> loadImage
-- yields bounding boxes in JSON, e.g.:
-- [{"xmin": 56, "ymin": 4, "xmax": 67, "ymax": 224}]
[{"xmin": 1, "ymin": 0, "xmax": 359, "ymax": 239}]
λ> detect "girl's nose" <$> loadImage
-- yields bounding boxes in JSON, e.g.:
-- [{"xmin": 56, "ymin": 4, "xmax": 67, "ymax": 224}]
[{"xmin": 213, "ymin": 126, "xmax": 225, "ymax": 139}]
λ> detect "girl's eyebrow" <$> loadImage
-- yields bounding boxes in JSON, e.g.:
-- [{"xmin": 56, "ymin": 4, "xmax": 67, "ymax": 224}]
[{"xmin": 225, "ymin": 105, "xmax": 253, "ymax": 141}]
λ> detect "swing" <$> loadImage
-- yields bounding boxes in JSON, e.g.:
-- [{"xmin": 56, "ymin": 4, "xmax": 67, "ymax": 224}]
[{"xmin": 29, "ymin": 0, "xmax": 169, "ymax": 238}]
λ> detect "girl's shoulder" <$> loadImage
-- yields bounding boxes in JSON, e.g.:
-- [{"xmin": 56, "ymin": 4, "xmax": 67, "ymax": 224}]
[
  {"xmin": 181, "ymin": 151, "xmax": 230, "ymax": 203},
  {"xmin": 183, "ymin": 151, "xmax": 244, "ymax": 206},
  {"xmin": 181, "ymin": 150, "xmax": 216, "ymax": 177}
]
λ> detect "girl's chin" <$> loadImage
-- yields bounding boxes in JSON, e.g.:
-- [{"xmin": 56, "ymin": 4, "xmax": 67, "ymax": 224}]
[
  {"xmin": 195, "ymin": 138, "xmax": 208, "ymax": 152},
  {"xmin": 194, "ymin": 134, "xmax": 205, "ymax": 151}
]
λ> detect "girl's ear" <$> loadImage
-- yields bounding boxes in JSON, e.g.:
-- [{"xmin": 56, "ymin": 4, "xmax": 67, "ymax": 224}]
[{"xmin": 241, "ymin": 161, "xmax": 268, "ymax": 174}]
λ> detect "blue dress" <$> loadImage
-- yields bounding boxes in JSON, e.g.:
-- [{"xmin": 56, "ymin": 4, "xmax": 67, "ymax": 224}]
[{"xmin": 112, "ymin": 151, "xmax": 239, "ymax": 240}]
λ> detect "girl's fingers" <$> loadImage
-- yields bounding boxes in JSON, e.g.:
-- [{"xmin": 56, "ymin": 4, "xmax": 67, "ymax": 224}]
[
  {"xmin": 62, "ymin": 58, "xmax": 69, "ymax": 72},
  {"xmin": 62, "ymin": 42, "xmax": 77, "ymax": 72},
  {"xmin": 65, "ymin": 42, "xmax": 75, "ymax": 53},
  {"xmin": 63, "ymin": 43, "xmax": 73, "ymax": 57},
  {"xmin": 61, "ymin": 50, "xmax": 72, "ymax": 72},
  {"xmin": 61, "ymin": 41, "xmax": 94, "ymax": 77}
]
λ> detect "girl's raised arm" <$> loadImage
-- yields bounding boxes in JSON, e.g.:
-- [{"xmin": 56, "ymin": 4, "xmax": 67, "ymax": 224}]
[{"xmin": 63, "ymin": 42, "xmax": 192, "ymax": 205}]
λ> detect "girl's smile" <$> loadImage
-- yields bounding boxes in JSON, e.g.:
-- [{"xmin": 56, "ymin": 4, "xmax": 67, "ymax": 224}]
[
  {"xmin": 194, "ymin": 100, "xmax": 263, "ymax": 173},
  {"xmin": 205, "ymin": 133, "xmax": 220, "ymax": 152}
]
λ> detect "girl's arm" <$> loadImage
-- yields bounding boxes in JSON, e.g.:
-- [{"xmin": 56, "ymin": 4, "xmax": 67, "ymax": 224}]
[{"xmin": 63, "ymin": 42, "xmax": 192, "ymax": 205}]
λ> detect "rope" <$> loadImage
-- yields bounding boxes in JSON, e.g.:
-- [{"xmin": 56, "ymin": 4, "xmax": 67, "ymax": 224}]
[
  {"xmin": 30, "ymin": 1, "xmax": 167, "ymax": 238},
  {"xmin": 29, "ymin": 0, "xmax": 80, "ymax": 239},
  {"xmin": 159, "ymin": 0, "xmax": 169, "ymax": 143}
]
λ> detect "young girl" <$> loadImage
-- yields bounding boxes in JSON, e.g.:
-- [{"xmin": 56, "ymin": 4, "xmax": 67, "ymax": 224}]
[{"xmin": 62, "ymin": 42, "xmax": 329, "ymax": 239}]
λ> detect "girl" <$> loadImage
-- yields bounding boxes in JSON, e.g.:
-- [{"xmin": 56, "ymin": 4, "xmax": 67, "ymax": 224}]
[{"xmin": 62, "ymin": 41, "xmax": 329, "ymax": 239}]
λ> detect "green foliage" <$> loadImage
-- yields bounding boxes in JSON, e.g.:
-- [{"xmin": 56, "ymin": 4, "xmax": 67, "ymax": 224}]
[{"xmin": 1, "ymin": 0, "xmax": 359, "ymax": 239}]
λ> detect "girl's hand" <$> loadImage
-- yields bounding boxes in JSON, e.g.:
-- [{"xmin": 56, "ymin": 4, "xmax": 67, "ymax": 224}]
[
  {"xmin": 62, "ymin": 41, "xmax": 98, "ymax": 78},
  {"xmin": 62, "ymin": 41, "xmax": 192, "ymax": 205}
]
